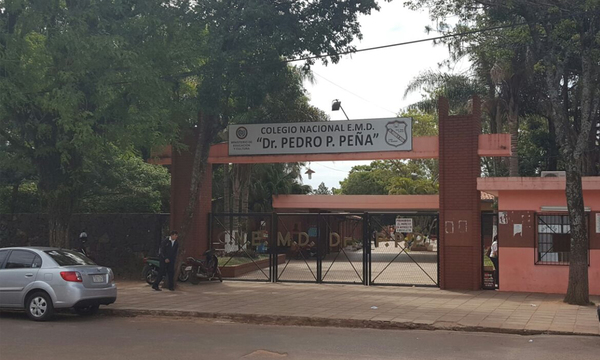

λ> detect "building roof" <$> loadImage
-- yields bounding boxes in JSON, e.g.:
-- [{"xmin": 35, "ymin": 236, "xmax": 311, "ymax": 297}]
[
  {"xmin": 477, "ymin": 177, "xmax": 600, "ymax": 196},
  {"xmin": 272, "ymin": 193, "xmax": 495, "ymax": 212}
]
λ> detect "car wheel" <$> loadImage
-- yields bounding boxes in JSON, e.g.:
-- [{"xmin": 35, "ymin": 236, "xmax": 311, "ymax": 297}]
[
  {"xmin": 74, "ymin": 304, "xmax": 100, "ymax": 316},
  {"xmin": 26, "ymin": 292, "xmax": 54, "ymax": 321}
]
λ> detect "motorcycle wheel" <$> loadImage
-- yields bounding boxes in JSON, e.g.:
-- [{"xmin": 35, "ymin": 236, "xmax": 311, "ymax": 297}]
[
  {"xmin": 189, "ymin": 267, "xmax": 201, "ymax": 285},
  {"xmin": 142, "ymin": 265, "xmax": 158, "ymax": 285},
  {"xmin": 178, "ymin": 263, "xmax": 189, "ymax": 282},
  {"xmin": 215, "ymin": 266, "xmax": 223, "ymax": 282}
]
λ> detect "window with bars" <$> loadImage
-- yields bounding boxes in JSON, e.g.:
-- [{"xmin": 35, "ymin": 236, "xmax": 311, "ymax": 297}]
[{"xmin": 536, "ymin": 214, "xmax": 589, "ymax": 265}]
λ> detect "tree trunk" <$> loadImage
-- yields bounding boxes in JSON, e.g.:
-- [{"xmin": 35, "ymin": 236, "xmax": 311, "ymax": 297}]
[
  {"xmin": 175, "ymin": 111, "xmax": 218, "ymax": 285},
  {"xmin": 9, "ymin": 183, "xmax": 19, "ymax": 214},
  {"xmin": 47, "ymin": 193, "xmax": 73, "ymax": 249},
  {"xmin": 36, "ymin": 151, "xmax": 80, "ymax": 249},
  {"xmin": 231, "ymin": 164, "xmax": 241, "ymax": 249},
  {"xmin": 223, "ymin": 163, "xmax": 231, "ymax": 229},
  {"xmin": 508, "ymin": 94, "xmax": 519, "ymax": 176},
  {"xmin": 563, "ymin": 160, "xmax": 589, "ymax": 305},
  {"xmin": 493, "ymin": 98, "xmax": 505, "ymax": 176},
  {"xmin": 547, "ymin": 117, "xmax": 559, "ymax": 171},
  {"xmin": 241, "ymin": 164, "xmax": 252, "ymax": 214},
  {"xmin": 546, "ymin": 47, "xmax": 597, "ymax": 305},
  {"xmin": 583, "ymin": 120, "xmax": 599, "ymax": 176},
  {"xmin": 240, "ymin": 164, "xmax": 252, "ymax": 250}
]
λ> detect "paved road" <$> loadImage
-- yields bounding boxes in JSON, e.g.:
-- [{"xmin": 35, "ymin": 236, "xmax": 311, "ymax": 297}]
[{"xmin": 1, "ymin": 312, "xmax": 598, "ymax": 360}]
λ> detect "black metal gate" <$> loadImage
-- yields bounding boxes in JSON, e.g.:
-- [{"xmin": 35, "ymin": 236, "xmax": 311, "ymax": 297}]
[
  {"xmin": 210, "ymin": 212, "xmax": 438, "ymax": 287},
  {"xmin": 367, "ymin": 213, "xmax": 439, "ymax": 287},
  {"xmin": 210, "ymin": 213, "xmax": 273, "ymax": 282},
  {"xmin": 274, "ymin": 213, "xmax": 366, "ymax": 284}
]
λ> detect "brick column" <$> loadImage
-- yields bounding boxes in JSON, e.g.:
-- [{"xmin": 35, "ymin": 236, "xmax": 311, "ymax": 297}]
[
  {"xmin": 171, "ymin": 133, "xmax": 212, "ymax": 257},
  {"xmin": 438, "ymin": 97, "xmax": 482, "ymax": 290}
]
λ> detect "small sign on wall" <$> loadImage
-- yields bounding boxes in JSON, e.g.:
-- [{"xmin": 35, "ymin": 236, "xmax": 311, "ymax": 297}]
[
  {"xmin": 513, "ymin": 224, "xmax": 522, "ymax": 236},
  {"xmin": 483, "ymin": 271, "xmax": 495, "ymax": 290},
  {"xmin": 596, "ymin": 213, "xmax": 600, "ymax": 233},
  {"xmin": 396, "ymin": 218, "xmax": 413, "ymax": 233},
  {"xmin": 499, "ymin": 212, "xmax": 508, "ymax": 225}
]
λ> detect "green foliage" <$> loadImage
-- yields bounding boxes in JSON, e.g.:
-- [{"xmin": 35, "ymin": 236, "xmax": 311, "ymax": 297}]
[
  {"xmin": 249, "ymin": 163, "xmax": 312, "ymax": 212},
  {"xmin": 0, "ymin": 181, "xmax": 42, "ymax": 213},
  {"xmin": 0, "ymin": 0, "xmax": 191, "ymax": 241},
  {"xmin": 313, "ymin": 182, "xmax": 332, "ymax": 195},
  {"xmin": 338, "ymin": 166, "xmax": 391, "ymax": 195},
  {"xmin": 517, "ymin": 115, "xmax": 565, "ymax": 176},
  {"xmin": 338, "ymin": 111, "xmax": 439, "ymax": 196},
  {"xmin": 77, "ymin": 148, "xmax": 170, "ymax": 213}
]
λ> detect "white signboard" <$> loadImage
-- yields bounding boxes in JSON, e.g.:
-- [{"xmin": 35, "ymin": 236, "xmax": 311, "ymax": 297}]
[
  {"xmin": 395, "ymin": 218, "xmax": 413, "ymax": 233},
  {"xmin": 596, "ymin": 213, "xmax": 600, "ymax": 233},
  {"xmin": 228, "ymin": 118, "xmax": 412, "ymax": 155}
]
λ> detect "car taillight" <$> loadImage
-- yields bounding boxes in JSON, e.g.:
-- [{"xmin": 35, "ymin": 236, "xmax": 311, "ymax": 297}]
[{"xmin": 60, "ymin": 271, "xmax": 82, "ymax": 282}]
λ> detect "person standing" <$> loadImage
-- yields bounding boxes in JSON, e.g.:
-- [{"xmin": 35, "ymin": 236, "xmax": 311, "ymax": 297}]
[
  {"xmin": 152, "ymin": 231, "xmax": 179, "ymax": 291},
  {"xmin": 489, "ymin": 235, "xmax": 499, "ymax": 288}
]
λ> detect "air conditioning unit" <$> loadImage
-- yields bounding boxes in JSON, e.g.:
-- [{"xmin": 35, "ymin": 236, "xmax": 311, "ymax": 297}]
[{"xmin": 541, "ymin": 171, "xmax": 566, "ymax": 178}]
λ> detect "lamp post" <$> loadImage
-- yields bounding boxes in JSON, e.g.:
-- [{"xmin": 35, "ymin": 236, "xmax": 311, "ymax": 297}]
[{"xmin": 331, "ymin": 99, "xmax": 350, "ymax": 121}]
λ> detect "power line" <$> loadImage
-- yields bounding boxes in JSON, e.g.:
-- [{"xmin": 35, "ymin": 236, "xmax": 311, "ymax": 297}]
[
  {"xmin": 313, "ymin": 163, "xmax": 351, "ymax": 173},
  {"xmin": 285, "ymin": 23, "xmax": 520, "ymax": 64},
  {"xmin": 286, "ymin": 8, "xmax": 600, "ymax": 64},
  {"xmin": 312, "ymin": 71, "xmax": 399, "ymax": 116}
]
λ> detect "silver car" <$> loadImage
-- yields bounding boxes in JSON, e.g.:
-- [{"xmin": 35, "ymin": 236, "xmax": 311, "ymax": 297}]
[{"xmin": 0, "ymin": 247, "xmax": 117, "ymax": 321}]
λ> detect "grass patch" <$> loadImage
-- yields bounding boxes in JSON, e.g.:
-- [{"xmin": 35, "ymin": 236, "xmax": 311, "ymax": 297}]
[{"xmin": 483, "ymin": 256, "xmax": 495, "ymax": 269}]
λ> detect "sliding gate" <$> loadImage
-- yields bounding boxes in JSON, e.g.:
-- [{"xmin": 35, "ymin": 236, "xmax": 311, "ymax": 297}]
[{"xmin": 210, "ymin": 212, "xmax": 438, "ymax": 287}]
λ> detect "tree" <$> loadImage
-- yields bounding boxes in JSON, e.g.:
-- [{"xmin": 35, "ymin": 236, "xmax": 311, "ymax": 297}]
[
  {"xmin": 78, "ymin": 148, "xmax": 171, "ymax": 214},
  {"xmin": 223, "ymin": 66, "xmax": 328, "ymax": 216},
  {"xmin": 313, "ymin": 182, "xmax": 332, "ymax": 195},
  {"xmin": 0, "ymin": 1, "xmax": 190, "ymax": 247},
  {"xmin": 249, "ymin": 163, "xmax": 312, "ymax": 212},
  {"xmin": 337, "ymin": 111, "xmax": 439, "ymax": 196},
  {"xmin": 177, "ymin": 0, "xmax": 386, "ymax": 258},
  {"xmin": 403, "ymin": 0, "xmax": 598, "ymax": 304}
]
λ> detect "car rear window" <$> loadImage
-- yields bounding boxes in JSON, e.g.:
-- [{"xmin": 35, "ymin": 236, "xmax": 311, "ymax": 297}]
[{"xmin": 44, "ymin": 250, "xmax": 96, "ymax": 266}]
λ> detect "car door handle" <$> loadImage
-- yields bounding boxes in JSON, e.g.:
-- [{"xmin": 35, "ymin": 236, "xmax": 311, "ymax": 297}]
[{"xmin": 25, "ymin": 273, "xmax": 34, "ymax": 277}]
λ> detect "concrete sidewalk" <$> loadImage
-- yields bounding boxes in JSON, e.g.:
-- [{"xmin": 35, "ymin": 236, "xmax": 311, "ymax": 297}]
[{"xmin": 105, "ymin": 281, "xmax": 600, "ymax": 336}]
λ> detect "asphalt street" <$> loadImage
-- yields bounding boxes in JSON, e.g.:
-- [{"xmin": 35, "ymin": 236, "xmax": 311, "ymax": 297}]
[{"xmin": 0, "ymin": 312, "xmax": 598, "ymax": 360}]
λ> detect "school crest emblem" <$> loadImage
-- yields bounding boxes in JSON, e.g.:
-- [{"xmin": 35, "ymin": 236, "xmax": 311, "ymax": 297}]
[{"xmin": 385, "ymin": 120, "xmax": 408, "ymax": 147}]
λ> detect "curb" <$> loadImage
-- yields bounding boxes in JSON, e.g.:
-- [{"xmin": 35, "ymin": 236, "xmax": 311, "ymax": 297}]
[{"xmin": 99, "ymin": 308, "xmax": 599, "ymax": 337}]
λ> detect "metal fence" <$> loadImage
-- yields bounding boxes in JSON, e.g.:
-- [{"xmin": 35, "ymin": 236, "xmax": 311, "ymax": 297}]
[{"xmin": 210, "ymin": 212, "xmax": 439, "ymax": 287}]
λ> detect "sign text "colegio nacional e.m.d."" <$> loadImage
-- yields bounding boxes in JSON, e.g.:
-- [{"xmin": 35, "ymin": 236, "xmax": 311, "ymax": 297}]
[{"xmin": 228, "ymin": 118, "xmax": 412, "ymax": 155}]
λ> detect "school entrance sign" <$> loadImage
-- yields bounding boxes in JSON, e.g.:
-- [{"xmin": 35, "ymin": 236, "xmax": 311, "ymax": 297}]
[
  {"xmin": 166, "ymin": 97, "xmax": 513, "ymax": 291},
  {"xmin": 228, "ymin": 118, "xmax": 412, "ymax": 155}
]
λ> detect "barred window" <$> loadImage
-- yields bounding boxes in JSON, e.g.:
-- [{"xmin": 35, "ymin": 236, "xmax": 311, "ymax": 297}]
[{"xmin": 536, "ymin": 214, "xmax": 588, "ymax": 265}]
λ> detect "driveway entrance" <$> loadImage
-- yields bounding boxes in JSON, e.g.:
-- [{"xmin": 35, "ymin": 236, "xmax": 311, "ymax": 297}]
[{"xmin": 210, "ymin": 212, "xmax": 438, "ymax": 287}]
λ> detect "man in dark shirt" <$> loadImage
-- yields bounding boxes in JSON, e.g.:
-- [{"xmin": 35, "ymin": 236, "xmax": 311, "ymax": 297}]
[{"xmin": 152, "ymin": 231, "xmax": 179, "ymax": 291}]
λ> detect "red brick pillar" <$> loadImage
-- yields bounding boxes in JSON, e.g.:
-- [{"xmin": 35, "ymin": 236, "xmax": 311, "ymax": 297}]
[
  {"xmin": 170, "ymin": 133, "xmax": 212, "ymax": 257},
  {"xmin": 438, "ymin": 97, "xmax": 482, "ymax": 290}
]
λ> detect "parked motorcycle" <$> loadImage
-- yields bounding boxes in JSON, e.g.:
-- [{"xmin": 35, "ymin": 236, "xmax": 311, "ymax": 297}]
[
  {"xmin": 178, "ymin": 249, "xmax": 222, "ymax": 284},
  {"xmin": 142, "ymin": 257, "xmax": 161, "ymax": 285}
]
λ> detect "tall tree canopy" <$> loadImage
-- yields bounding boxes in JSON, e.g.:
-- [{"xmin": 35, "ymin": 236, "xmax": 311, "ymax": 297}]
[
  {"xmin": 404, "ymin": 0, "xmax": 600, "ymax": 304},
  {"xmin": 0, "ymin": 0, "xmax": 191, "ymax": 246}
]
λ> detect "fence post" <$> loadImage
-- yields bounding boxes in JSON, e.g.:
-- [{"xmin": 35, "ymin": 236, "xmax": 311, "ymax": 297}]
[
  {"xmin": 363, "ymin": 212, "xmax": 369, "ymax": 286},
  {"xmin": 316, "ymin": 213, "xmax": 322, "ymax": 283},
  {"xmin": 271, "ymin": 212, "xmax": 277, "ymax": 283}
]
